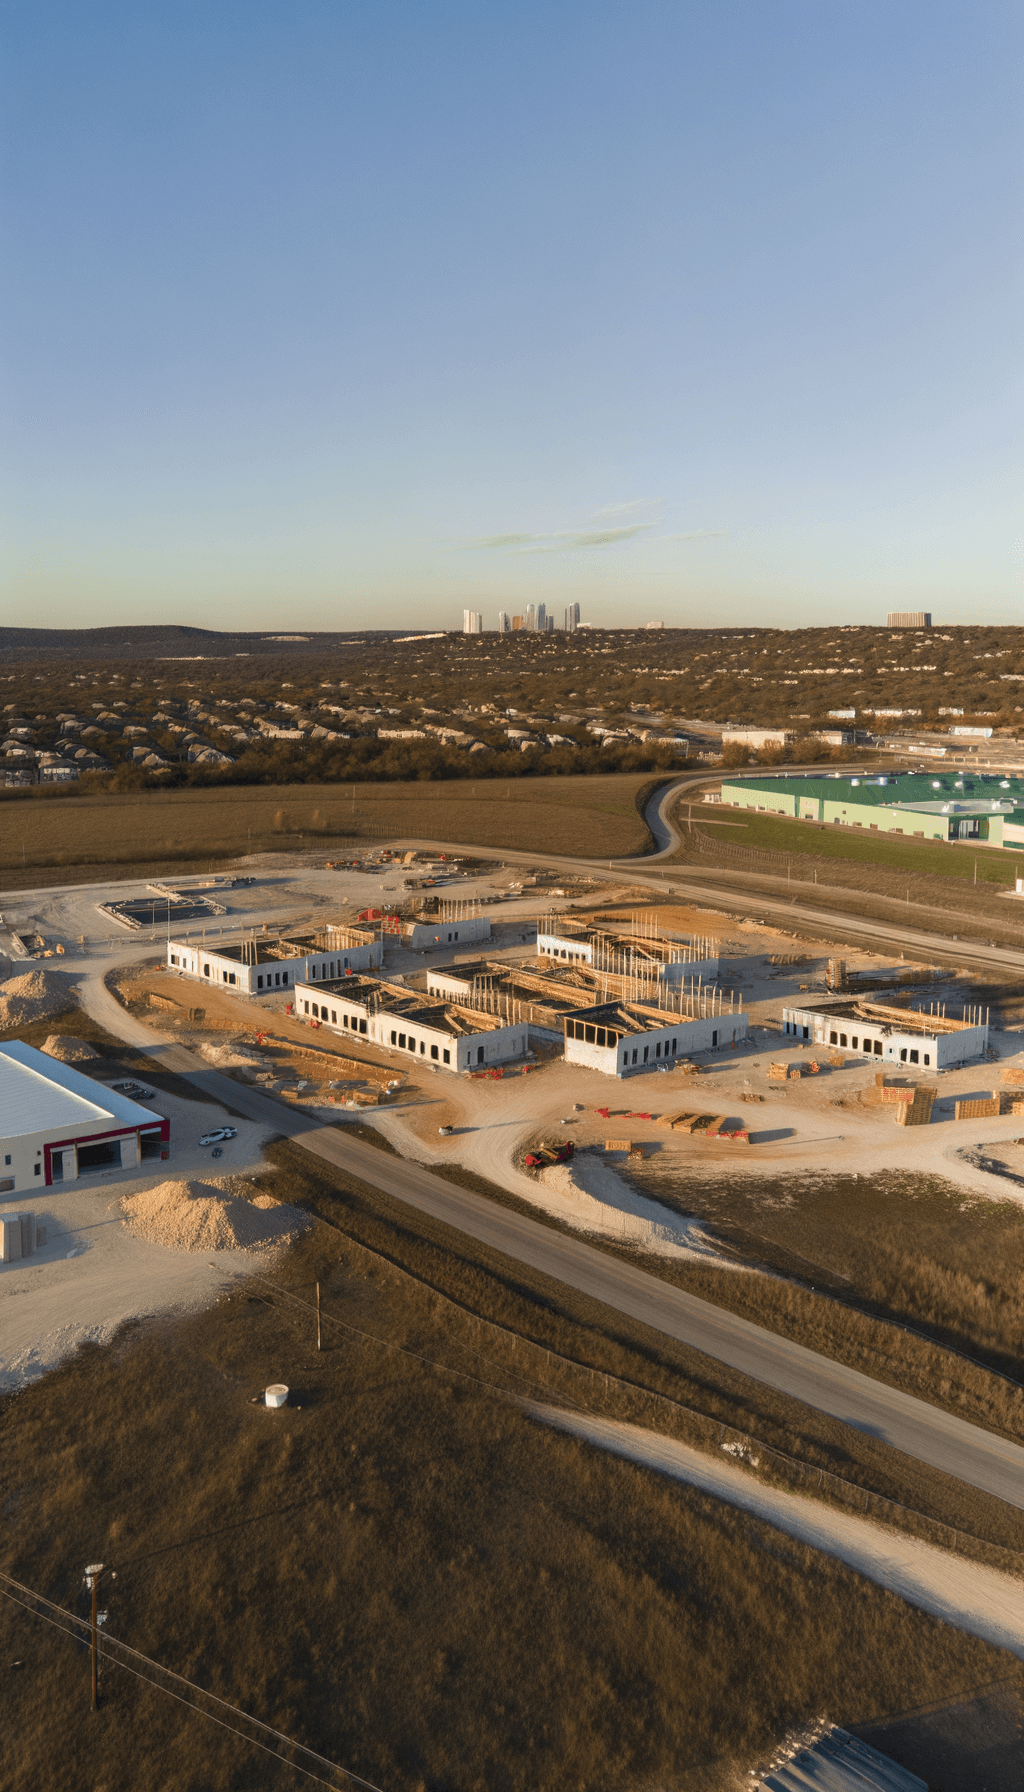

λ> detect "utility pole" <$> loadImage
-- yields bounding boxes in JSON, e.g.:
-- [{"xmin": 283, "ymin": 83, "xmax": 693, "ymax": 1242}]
[{"xmin": 84, "ymin": 1563, "xmax": 106, "ymax": 1711}]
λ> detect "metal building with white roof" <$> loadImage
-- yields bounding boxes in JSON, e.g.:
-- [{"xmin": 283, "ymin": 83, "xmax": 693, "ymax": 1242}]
[{"xmin": 0, "ymin": 1042, "xmax": 169, "ymax": 1193}]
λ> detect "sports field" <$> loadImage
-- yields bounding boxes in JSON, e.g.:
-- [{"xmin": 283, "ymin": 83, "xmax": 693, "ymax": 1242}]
[{"xmin": 0, "ymin": 774, "xmax": 661, "ymax": 888}]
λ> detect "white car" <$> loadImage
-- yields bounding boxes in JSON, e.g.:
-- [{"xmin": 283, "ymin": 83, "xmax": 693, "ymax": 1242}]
[{"xmin": 198, "ymin": 1127, "xmax": 237, "ymax": 1147}]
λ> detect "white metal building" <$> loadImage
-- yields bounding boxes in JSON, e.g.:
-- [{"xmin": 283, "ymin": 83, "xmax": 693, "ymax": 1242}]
[
  {"xmin": 0, "ymin": 1042, "xmax": 169, "ymax": 1193},
  {"xmin": 293, "ymin": 975, "xmax": 527, "ymax": 1072},
  {"xmin": 781, "ymin": 999, "xmax": 988, "ymax": 1069}
]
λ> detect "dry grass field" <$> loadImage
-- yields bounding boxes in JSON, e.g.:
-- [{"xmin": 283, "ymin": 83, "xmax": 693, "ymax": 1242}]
[
  {"xmin": 0, "ymin": 774, "xmax": 660, "ymax": 890},
  {"xmin": 2, "ymin": 1151, "xmax": 1014, "ymax": 1792}
]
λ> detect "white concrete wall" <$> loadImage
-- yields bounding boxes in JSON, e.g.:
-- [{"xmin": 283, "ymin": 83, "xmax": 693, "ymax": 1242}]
[
  {"xmin": 294, "ymin": 980, "xmax": 526, "ymax": 1072},
  {"xmin": 537, "ymin": 931, "xmax": 592, "ymax": 964},
  {"xmin": 565, "ymin": 1011, "xmax": 748, "ymax": 1077},
  {"xmin": 404, "ymin": 916, "xmax": 492, "ymax": 950},
  {"xmin": 782, "ymin": 1005, "xmax": 987, "ymax": 1069}
]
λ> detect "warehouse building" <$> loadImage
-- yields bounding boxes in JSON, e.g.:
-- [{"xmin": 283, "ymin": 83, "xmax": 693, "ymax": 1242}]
[
  {"xmin": 165, "ymin": 923, "xmax": 383, "ymax": 996},
  {"xmin": 721, "ymin": 770, "xmax": 1024, "ymax": 847},
  {"xmin": 293, "ymin": 974, "xmax": 527, "ymax": 1072},
  {"xmin": 781, "ymin": 997, "xmax": 987, "ymax": 1068},
  {"xmin": 0, "ymin": 1041, "xmax": 169, "ymax": 1192}
]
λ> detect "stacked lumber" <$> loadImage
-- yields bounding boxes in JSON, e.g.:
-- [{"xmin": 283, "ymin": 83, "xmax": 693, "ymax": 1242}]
[
  {"xmin": 828, "ymin": 1054, "xmax": 845, "ymax": 1068},
  {"xmin": 768, "ymin": 1063, "xmax": 788, "ymax": 1081},
  {"xmin": 1000, "ymin": 1067, "xmax": 1024, "ymax": 1086},
  {"xmin": 880, "ymin": 1085, "xmax": 915, "ymax": 1105},
  {"xmin": 605, "ymin": 1137, "xmax": 633, "ymax": 1152}
]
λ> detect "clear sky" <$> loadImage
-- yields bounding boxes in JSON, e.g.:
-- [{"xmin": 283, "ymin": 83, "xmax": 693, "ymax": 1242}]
[{"xmin": 2, "ymin": 1, "xmax": 1020, "ymax": 632}]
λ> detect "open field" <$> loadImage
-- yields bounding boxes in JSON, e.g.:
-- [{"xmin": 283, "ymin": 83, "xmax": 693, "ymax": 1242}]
[
  {"xmin": 1, "ymin": 1179, "xmax": 1014, "ymax": 1792},
  {"xmin": 625, "ymin": 1164, "xmax": 1024, "ymax": 1428},
  {"xmin": 0, "ymin": 774, "xmax": 660, "ymax": 890},
  {"xmin": 679, "ymin": 803, "xmax": 1024, "ymax": 887}
]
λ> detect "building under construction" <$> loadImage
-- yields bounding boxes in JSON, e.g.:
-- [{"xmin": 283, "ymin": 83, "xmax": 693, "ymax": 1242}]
[
  {"xmin": 292, "ymin": 974, "xmax": 528, "ymax": 1072},
  {"xmin": 165, "ymin": 922, "xmax": 383, "ymax": 996},
  {"xmin": 427, "ymin": 956, "xmax": 747, "ymax": 1075},
  {"xmin": 536, "ymin": 913, "xmax": 719, "ymax": 985},
  {"xmin": 782, "ymin": 996, "xmax": 988, "ymax": 1068}
]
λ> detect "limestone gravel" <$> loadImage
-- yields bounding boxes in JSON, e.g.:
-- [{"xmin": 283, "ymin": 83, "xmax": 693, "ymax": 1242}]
[
  {"xmin": 41, "ymin": 1034, "xmax": 100, "ymax": 1063},
  {"xmin": 121, "ymin": 1178, "xmax": 307, "ymax": 1255},
  {"xmin": 0, "ymin": 969, "xmax": 74, "ymax": 1030}
]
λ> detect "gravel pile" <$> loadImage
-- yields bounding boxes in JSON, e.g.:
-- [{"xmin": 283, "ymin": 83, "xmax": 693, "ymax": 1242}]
[
  {"xmin": 199, "ymin": 1041, "xmax": 265, "ymax": 1069},
  {"xmin": 0, "ymin": 969, "xmax": 74, "ymax": 1030},
  {"xmin": 41, "ymin": 1034, "xmax": 100, "ymax": 1063},
  {"xmin": 121, "ymin": 1179, "xmax": 307, "ymax": 1254}
]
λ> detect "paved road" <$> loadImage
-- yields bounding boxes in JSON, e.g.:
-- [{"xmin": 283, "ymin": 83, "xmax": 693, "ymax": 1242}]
[{"xmin": 78, "ymin": 975, "xmax": 1024, "ymax": 1511}]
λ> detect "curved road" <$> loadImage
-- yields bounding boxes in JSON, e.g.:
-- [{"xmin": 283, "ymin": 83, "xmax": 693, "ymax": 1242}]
[{"xmin": 79, "ymin": 972, "xmax": 1024, "ymax": 1512}]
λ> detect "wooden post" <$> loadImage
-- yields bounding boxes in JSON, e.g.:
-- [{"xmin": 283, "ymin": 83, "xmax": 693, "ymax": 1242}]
[{"xmin": 316, "ymin": 1281, "xmax": 322, "ymax": 1352}]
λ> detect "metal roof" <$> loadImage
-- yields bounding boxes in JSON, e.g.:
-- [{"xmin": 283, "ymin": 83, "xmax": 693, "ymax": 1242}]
[
  {"xmin": 759, "ymin": 1725, "xmax": 926, "ymax": 1790},
  {"xmin": 724, "ymin": 770, "xmax": 1024, "ymax": 813},
  {"xmin": 0, "ymin": 1041, "xmax": 156, "ymax": 1143}
]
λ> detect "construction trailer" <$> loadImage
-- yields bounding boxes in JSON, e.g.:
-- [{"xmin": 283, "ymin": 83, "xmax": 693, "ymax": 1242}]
[
  {"xmin": 165, "ymin": 923, "xmax": 383, "ymax": 996},
  {"xmin": 782, "ymin": 997, "xmax": 988, "ymax": 1069},
  {"xmin": 535, "ymin": 914, "xmax": 720, "ymax": 985},
  {"xmin": 0, "ymin": 1042, "xmax": 169, "ymax": 1193},
  {"xmin": 293, "ymin": 975, "xmax": 528, "ymax": 1073}
]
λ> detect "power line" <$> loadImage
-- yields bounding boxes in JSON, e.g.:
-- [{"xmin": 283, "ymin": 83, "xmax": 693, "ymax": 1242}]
[{"xmin": 0, "ymin": 1570, "xmax": 384, "ymax": 1792}]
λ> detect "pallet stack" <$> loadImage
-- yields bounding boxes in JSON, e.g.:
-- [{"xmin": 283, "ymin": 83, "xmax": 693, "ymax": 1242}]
[
  {"xmin": 954, "ymin": 1095, "xmax": 999, "ymax": 1120},
  {"xmin": 894, "ymin": 1087, "xmax": 937, "ymax": 1127}
]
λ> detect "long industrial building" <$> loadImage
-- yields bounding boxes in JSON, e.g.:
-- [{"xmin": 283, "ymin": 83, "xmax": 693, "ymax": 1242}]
[
  {"xmin": 721, "ymin": 770, "xmax": 1024, "ymax": 847},
  {"xmin": 781, "ymin": 997, "xmax": 988, "ymax": 1068},
  {"xmin": 562, "ymin": 997, "xmax": 746, "ymax": 1076},
  {"xmin": 1, "ymin": 1042, "xmax": 169, "ymax": 1192},
  {"xmin": 293, "ymin": 974, "xmax": 528, "ymax": 1072},
  {"xmin": 165, "ymin": 923, "xmax": 383, "ymax": 996}
]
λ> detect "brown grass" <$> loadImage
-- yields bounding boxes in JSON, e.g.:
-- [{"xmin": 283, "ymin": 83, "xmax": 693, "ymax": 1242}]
[
  {"xmin": 1, "ymin": 1190, "xmax": 1013, "ymax": 1792},
  {"xmin": 0, "ymin": 774, "xmax": 661, "ymax": 890},
  {"xmin": 0, "ymin": 1003, "xmax": 223, "ymax": 1107}
]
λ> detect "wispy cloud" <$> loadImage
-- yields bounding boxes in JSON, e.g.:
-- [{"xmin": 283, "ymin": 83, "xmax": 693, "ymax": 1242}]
[
  {"xmin": 665, "ymin": 529, "xmax": 729, "ymax": 542},
  {"xmin": 453, "ymin": 513, "xmax": 656, "ymax": 555}
]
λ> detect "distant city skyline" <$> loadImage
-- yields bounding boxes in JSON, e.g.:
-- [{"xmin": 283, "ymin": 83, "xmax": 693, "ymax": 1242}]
[{"xmin": 2, "ymin": 3, "xmax": 1020, "ymax": 632}]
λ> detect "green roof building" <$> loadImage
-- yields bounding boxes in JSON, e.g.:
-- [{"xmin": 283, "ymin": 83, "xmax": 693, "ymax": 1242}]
[{"xmin": 719, "ymin": 770, "xmax": 1024, "ymax": 846}]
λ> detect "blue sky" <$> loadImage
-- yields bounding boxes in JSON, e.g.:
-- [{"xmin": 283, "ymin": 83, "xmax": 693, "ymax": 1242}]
[{"xmin": 2, "ymin": 1, "xmax": 1020, "ymax": 631}]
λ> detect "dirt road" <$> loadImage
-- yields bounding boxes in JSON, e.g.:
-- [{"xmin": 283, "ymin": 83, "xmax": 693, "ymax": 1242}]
[{"xmin": 533, "ymin": 1404, "xmax": 1024, "ymax": 1659}]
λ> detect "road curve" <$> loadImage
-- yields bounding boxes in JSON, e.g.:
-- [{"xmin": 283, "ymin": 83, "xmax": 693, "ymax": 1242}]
[{"xmin": 77, "ymin": 974, "xmax": 1024, "ymax": 1510}]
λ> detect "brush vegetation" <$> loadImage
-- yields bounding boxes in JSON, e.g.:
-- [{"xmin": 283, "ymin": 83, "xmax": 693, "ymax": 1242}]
[{"xmin": 1, "ymin": 1185, "xmax": 1014, "ymax": 1792}]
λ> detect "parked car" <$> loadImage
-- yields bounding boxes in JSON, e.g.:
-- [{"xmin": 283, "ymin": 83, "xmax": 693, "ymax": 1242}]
[
  {"xmin": 111, "ymin": 1080, "xmax": 155, "ymax": 1099},
  {"xmin": 199, "ymin": 1127, "xmax": 237, "ymax": 1146}
]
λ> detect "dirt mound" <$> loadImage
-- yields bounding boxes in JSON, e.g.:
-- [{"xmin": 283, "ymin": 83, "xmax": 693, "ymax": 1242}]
[
  {"xmin": 41, "ymin": 1034, "xmax": 100, "ymax": 1063},
  {"xmin": 121, "ymin": 1178, "xmax": 307, "ymax": 1255},
  {"xmin": 0, "ymin": 969, "xmax": 74, "ymax": 1031},
  {"xmin": 199, "ymin": 1041, "xmax": 265, "ymax": 1069}
]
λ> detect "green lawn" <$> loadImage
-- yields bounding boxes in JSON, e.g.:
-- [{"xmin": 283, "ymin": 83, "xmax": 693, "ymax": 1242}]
[{"xmin": 681, "ymin": 804, "xmax": 1024, "ymax": 888}]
